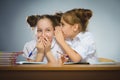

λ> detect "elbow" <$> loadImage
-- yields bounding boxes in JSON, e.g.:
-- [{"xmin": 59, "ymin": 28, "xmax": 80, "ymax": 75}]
[
  {"xmin": 72, "ymin": 57, "xmax": 81, "ymax": 63},
  {"xmin": 71, "ymin": 55, "xmax": 82, "ymax": 63},
  {"xmin": 72, "ymin": 59, "xmax": 81, "ymax": 63}
]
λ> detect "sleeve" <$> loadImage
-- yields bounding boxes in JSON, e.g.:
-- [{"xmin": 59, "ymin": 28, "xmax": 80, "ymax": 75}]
[
  {"xmin": 22, "ymin": 41, "xmax": 36, "ymax": 60},
  {"xmin": 22, "ymin": 42, "xmax": 29, "ymax": 58},
  {"xmin": 72, "ymin": 37, "xmax": 96, "ymax": 60}
]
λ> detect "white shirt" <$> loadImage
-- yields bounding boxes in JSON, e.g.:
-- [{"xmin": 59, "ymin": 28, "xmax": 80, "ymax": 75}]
[
  {"xmin": 65, "ymin": 32, "xmax": 98, "ymax": 64},
  {"xmin": 23, "ymin": 38, "xmax": 63, "ymax": 63}
]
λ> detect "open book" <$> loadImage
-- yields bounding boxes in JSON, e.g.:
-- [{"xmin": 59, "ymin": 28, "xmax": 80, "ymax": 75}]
[
  {"xmin": 64, "ymin": 62, "xmax": 119, "ymax": 65},
  {"xmin": 64, "ymin": 62, "xmax": 89, "ymax": 65},
  {"xmin": 90, "ymin": 62, "xmax": 117, "ymax": 65},
  {"xmin": 16, "ymin": 61, "xmax": 46, "ymax": 65}
]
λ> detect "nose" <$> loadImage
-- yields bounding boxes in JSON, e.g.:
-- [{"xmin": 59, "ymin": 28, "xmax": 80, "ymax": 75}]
[{"xmin": 41, "ymin": 31, "xmax": 45, "ymax": 37}]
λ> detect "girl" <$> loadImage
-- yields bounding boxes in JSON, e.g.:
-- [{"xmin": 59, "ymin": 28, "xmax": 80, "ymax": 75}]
[
  {"xmin": 55, "ymin": 8, "xmax": 98, "ymax": 64},
  {"xmin": 23, "ymin": 14, "xmax": 64, "ymax": 63}
]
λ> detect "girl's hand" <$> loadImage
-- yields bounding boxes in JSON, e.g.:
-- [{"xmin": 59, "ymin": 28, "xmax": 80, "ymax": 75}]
[
  {"xmin": 57, "ymin": 51, "xmax": 69, "ymax": 64},
  {"xmin": 27, "ymin": 58, "xmax": 35, "ymax": 62},
  {"xmin": 54, "ymin": 27, "xmax": 65, "ymax": 44},
  {"xmin": 36, "ymin": 37, "xmax": 45, "ymax": 53},
  {"xmin": 61, "ymin": 55, "xmax": 69, "ymax": 63},
  {"xmin": 42, "ymin": 36, "xmax": 51, "ymax": 53}
]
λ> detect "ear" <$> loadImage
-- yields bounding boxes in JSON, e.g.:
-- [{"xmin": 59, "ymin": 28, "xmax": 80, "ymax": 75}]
[{"xmin": 72, "ymin": 24, "xmax": 79, "ymax": 32}]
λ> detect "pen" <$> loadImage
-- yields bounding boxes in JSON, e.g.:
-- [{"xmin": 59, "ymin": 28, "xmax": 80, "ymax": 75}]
[
  {"xmin": 28, "ymin": 47, "xmax": 36, "ymax": 57},
  {"xmin": 57, "ymin": 51, "xmax": 63, "ymax": 55},
  {"xmin": 57, "ymin": 51, "xmax": 69, "ymax": 57},
  {"xmin": 57, "ymin": 51, "xmax": 70, "ymax": 63}
]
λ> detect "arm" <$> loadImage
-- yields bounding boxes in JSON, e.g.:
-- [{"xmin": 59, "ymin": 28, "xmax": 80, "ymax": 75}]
[
  {"xmin": 43, "ymin": 36, "xmax": 57, "ymax": 63},
  {"xmin": 46, "ymin": 51, "xmax": 57, "ymax": 63},
  {"xmin": 35, "ymin": 37, "xmax": 45, "ymax": 62},
  {"xmin": 55, "ymin": 27, "xmax": 82, "ymax": 62},
  {"xmin": 35, "ymin": 52, "xmax": 45, "ymax": 62},
  {"xmin": 57, "ymin": 40, "xmax": 82, "ymax": 62},
  {"xmin": 23, "ymin": 41, "xmax": 37, "ymax": 62}
]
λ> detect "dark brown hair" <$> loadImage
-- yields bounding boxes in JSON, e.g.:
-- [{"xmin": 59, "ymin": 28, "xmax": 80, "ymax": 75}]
[
  {"xmin": 37, "ymin": 13, "xmax": 62, "ymax": 29},
  {"xmin": 27, "ymin": 15, "xmax": 40, "ymax": 27}
]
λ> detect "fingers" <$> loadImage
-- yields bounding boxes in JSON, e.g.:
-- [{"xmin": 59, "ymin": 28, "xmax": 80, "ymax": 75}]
[
  {"xmin": 55, "ymin": 27, "xmax": 61, "ymax": 35},
  {"xmin": 58, "ymin": 55, "xmax": 69, "ymax": 64},
  {"xmin": 38, "ymin": 35, "xmax": 51, "ymax": 48},
  {"xmin": 43, "ymin": 36, "xmax": 49, "ymax": 43},
  {"xmin": 36, "ymin": 37, "xmax": 43, "ymax": 47},
  {"xmin": 36, "ymin": 37, "xmax": 44, "ymax": 52},
  {"xmin": 43, "ymin": 36, "xmax": 50, "ymax": 47},
  {"xmin": 55, "ymin": 26, "xmax": 62, "ymax": 31},
  {"xmin": 57, "ymin": 51, "xmax": 69, "ymax": 63},
  {"xmin": 36, "ymin": 35, "xmax": 52, "ymax": 54}
]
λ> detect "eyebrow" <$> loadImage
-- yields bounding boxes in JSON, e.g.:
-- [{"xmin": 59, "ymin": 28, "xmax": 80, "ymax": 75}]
[
  {"xmin": 37, "ymin": 27, "xmax": 53, "ymax": 30},
  {"xmin": 60, "ymin": 22, "xmax": 64, "ymax": 24}
]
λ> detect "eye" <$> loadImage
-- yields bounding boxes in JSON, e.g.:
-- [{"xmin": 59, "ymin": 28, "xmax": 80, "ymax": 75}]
[
  {"xmin": 60, "ymin": 23, "xmax": 64, "ymax": 27},
  {"xmin": 46, "ymin": 29, "xmax": 51, "ymax": 32},
  {"xmin": 37, "ymin": 29, "xmax": 42, "ymax": 32}
]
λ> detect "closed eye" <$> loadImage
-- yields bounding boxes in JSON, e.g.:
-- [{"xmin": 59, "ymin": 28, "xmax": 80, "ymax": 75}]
[
  {"xmin": 46, "ymin": 29, "xmax": 51, "ymax": 31},
  {"xmin": 60, "ymin": 22, "xmax": 64, "ymax": 27},
  {"xmin": 37, "ymin": 29, "xmax": 42, "ymax": 32}
]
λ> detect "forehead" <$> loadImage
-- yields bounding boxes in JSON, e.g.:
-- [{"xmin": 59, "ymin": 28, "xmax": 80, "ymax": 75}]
[
  {"xmin": 61, "ymin": 17, "xmax": 67, "ymax": 24},
  {"xmin": 37, "ymin": 18, "xmax": 53, "ymax": 29},
  {"xmin": 61, "ymin": 17, "xmax": 64, "ymax": 23}
]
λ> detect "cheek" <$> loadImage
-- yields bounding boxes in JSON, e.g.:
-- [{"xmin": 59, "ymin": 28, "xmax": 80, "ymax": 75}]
[
  {"xmin": 36, "ymin": 33, "xmax": 39, "ymax": 39},
  {"xmin": 36, "ymin": 33, "xmax": 42, "ymax": 39},
  {"xmin": 62, "ymin": 28, "xmax": 66, "ymax": 34},
  {"xmin": 46, "ymin": 33, "xmax": 54, "ymax": 42},
  {"xmin": 62, "ymin": 28, "xmax": 68, "ymax": 35},
  {"xmin": 62, "ymin": 27, "xmax": 72, "ymax": 38}
]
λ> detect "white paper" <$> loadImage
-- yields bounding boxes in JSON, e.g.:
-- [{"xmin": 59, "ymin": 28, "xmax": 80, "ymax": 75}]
[
  {"xmin": 64, "ymin": 62, "xmax": 89, "ymax": 65},
  {"xmin": 16, "ymin": 61, "xmax": 46, "ymax": 64},
  {"xmin": 90, "ymin": 62, "xmax": 117, "ymax": 65}
]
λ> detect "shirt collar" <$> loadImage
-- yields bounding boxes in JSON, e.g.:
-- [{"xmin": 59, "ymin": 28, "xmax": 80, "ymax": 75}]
[
  {"xmin": 73, "ymin": 32, "xmax": 84, "ymax": 41},
  {"xmin": 65, "ymin": 32, "xmax": 83, "ymax": 45},
  {"xmin": 64, "ymin": 32, "xmax": 83, "ymax": 46},
  {"xmin": 51, "ymin": 37, "xmax": 56, "ymax": 49}
]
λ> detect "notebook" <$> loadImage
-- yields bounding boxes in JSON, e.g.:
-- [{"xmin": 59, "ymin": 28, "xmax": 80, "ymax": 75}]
[
  {"xmin": 64, "ymin": 62, "xmax": 118, "ymax": 65},
  {"xmin": 64, "ymin": 62, "xmax": 89, "ymax": 65},
  {"xmin": 90, "ymin": 62, "xmax": 117, "ymax": 65},
  {"xmin": 16, "ymin": 61, "xmax": 45, "ymax": 65}
]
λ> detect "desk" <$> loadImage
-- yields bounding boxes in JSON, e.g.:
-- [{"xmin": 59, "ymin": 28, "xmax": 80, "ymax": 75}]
[{"xmin": 0, "ymin": 63, "xmax": 120, "ymax": 80}]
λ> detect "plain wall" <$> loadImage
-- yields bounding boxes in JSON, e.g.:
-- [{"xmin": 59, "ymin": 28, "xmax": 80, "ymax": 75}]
[{"xmin": 0, "ymin": 0, "xmax": 120, "ymax": 61}]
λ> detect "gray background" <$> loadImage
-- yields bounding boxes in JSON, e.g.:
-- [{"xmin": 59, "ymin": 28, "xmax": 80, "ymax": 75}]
[{"xmin": 0, "ymin": 0, "xmax": 120, "ymax": 61}]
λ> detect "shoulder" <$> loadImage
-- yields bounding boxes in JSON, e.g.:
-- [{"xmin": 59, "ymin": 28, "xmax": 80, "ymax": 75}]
[
  {"xmin": 83, "ymin": 32, "xmax": 94, "ymax": 38},
  {"xmin": 77, "ymin": 31, "xmax": 94, "ymax": 40},
  {"xmin": 24, "ymin": 39, "xmax": 36, "ymax": 47},
  {"xmin": 82, "ymin": 32, "xmax": 94, "ymax": 40},
  {"xmin": 80, "ymin": 32, "xmax": 95, "ymax": 45}
]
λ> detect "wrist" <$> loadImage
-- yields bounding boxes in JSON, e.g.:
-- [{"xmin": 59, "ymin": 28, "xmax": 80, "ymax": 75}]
[
  {"xmin": 45, "ymin": 50, "xmax": 51, "ymax": 55},
  {"xmin": 37, "ymin": 51, "xmax": 44, "ymax": 54},
  {"xmin": 59, "ymin": 41, "xmax": 67, "ymax": 47},
  {"xmin": 37, "ymin": 49, "xmax": 44, "ymax": 54}
]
